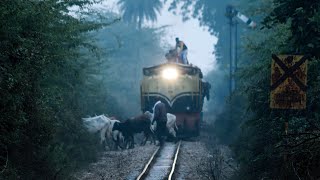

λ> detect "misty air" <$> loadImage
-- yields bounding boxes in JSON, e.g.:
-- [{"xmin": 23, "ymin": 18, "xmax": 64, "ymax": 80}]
[{"xmin": 1, "ymin": 0, "xmax": 319, "ymax": 180}]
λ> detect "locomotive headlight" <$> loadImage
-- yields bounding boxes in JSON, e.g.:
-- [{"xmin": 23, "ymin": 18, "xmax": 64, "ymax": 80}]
[{"xmin": 162, "ymin": 67, "xmax": 178, "ymax": 80}]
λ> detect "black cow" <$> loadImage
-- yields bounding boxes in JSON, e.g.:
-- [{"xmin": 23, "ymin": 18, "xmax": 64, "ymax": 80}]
[{"xmin": 112, "ymin": 114, "xmax": 155, "ymax": 149}]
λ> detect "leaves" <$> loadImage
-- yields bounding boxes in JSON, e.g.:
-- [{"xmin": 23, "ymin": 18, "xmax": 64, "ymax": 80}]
[
  {"xmin": 118, "ymin": 0, "xmax": 162, "ymax": 29},
  {"xmin": 229, "ymin": 0, "xmax": 320, "ymax": 179},
  {"xmin": 0, "ymin": 0, "xmax": 121, "ymax": 179}
]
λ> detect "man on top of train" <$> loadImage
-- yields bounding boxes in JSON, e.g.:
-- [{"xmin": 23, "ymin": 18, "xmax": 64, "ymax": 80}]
[
  {"xmin": 152, "ymin": 100, "xmax": 168, "ymax": 146},
  {"xmin": 175, "ymin": 37, "xmax": 188, "ymax": 64}
]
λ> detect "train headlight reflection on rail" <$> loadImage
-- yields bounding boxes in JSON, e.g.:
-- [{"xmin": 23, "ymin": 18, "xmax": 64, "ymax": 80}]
[{"xmin": 161, "ymin": 68, "xmax": 178, "ymax": 80}]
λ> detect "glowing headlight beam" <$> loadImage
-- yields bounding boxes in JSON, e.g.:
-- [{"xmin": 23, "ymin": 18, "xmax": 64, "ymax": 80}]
[{"xmin": 162, "ymin": 68, "xmax": 178, "ymax": 80}]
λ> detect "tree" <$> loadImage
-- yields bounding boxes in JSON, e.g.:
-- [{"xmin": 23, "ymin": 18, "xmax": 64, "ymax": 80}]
[
  {"xmin": 263, "ymin": 0, "xmax": 320, "ymax": 57},
  {"xmin": 231, "ymin": 0, "xmax": 320, "ymax": 179},
  {"xmin": 118, "ymin": 0, "xmax": 162, "ymax": 29},
  {"xmin": 93, "ymin": 15, "xmax": 165, "ymax": 116},
  {"xmin": 0, "ymin": 0, "xmax": 122, "ymax": 179},
  {"xmin": 168, "ymin": 0, "xmax": 320, "ymax": 179}
]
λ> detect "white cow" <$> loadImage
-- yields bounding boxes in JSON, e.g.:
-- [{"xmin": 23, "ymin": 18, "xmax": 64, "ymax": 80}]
[
  {"xmin": 166, "ymin": 113, "xmax": 178, "ymax": 138},
  {"xmin": 82, "ymin": 115, "xmax": 110, "ymax": 134},
  {"xmin": 82, "ymin": 115, "xmax": 124, "ymax": 150},
  {"xmin": 144, "ymin": 111, "xmax": 178, "ymax": 138}
]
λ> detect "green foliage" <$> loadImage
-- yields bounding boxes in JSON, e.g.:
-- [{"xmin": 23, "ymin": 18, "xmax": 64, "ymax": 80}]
[
  {"xmin": 177, "ymin": 0, "xmax": 320, "ymax": 179},
  {"xmin": 263, "ymin": 0, "xmax": 320, "ymax": 56},
  {"xmin": 0, "ymin": 2, "xmax": 164, "ymax": 176},
  {"xmin": 118, "ymin": 0, "xmax": 162, "ymax": 29},
  {"xmin": 230, "ymin": 0, "xmax": 320, "ymax": 179},
  {"xmin": 168, "ymin": 0, "xmax": 233, "ymax": 34},
  {"xmin": 0, "ymin": 0, "xmax": 122, "ymax": 179}
]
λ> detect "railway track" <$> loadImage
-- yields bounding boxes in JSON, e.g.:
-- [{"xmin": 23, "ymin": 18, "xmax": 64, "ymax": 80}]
[{"xmin": 136, "ymin": 141, "xmax": 181, "ymax": 180}]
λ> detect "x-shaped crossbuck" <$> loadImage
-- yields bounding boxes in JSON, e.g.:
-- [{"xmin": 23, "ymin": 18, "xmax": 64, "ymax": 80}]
[{"xmin": 271, "ymin": 54, "xmax": 307, "ymax": 92}]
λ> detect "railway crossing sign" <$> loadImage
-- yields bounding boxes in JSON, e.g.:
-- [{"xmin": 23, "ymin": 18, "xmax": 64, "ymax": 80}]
[{"xmin": 270, "ymin": 54, "xmax": 308, "ymax": 109}]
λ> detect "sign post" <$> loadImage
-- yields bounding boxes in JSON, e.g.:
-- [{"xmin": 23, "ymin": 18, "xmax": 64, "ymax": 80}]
[{"xmin": 270, "ymin": 54, "xmax": 308, "ymax": 179}]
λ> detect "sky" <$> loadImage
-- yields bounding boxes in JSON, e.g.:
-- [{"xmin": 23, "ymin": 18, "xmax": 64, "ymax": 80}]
[{"xmin": 93, "ymin": 0, "xmax": 218, "ymax": 74}]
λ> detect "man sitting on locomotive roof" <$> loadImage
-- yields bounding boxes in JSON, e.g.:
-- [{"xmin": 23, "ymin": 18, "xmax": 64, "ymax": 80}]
[
  {"xmin": 175, "ymin": 37, "xmax": 188, "ymax": 64},
  {"xmin": 152, "ymin": 100, "xmax": 168, "ymax": 146}
]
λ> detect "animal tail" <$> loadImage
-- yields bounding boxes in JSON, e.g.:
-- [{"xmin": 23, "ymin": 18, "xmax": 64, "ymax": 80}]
[
  {"xmin": 174, "ymin": 122, "xmax": 178, "ymax": 131},
  {"xmin": 100, "ymin": 125, "xmax": 108, "ymax": 144},
  {"xmin": 150, "ymin": 121, "xmax": 157, "ymax": 133}
]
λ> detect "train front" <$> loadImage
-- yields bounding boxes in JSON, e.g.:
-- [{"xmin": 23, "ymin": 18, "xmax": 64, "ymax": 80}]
[{"xmin": 140, "ymin": 63, "xmax": 208, "ymax": 137}]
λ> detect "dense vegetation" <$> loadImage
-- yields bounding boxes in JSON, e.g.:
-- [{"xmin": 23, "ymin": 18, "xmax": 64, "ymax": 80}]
[
  {"xmin": 0, "ymin": 1, "xmax": 111, "ymax": 179},
  {"xmin": 232, "ymin": 0, "xmax": 320, "ymax": 179},
  {"xmin": 0, "ymin": 0, "xmax": 164, "ymax": 179},
  {"xmin": 171, "ymin": 0, "xmax": 320, "ymax": 179},
  {"xmin": 1, "ymin": 0, "xmax": 319, "ymax": 179}
]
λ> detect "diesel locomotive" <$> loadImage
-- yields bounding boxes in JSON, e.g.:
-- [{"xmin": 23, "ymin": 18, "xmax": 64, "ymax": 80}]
[{"xmin": 140, "ymin": 62, "xmax": 210, "ymax": 137}]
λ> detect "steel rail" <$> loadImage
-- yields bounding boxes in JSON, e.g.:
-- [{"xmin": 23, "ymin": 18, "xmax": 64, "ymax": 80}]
[
  {"xmin": 136, "ymin": 141, "xmax": 182, "ymax": 180},
  {"xmin": 136, "ymin": 146, "xmax": 160, "ymax": 180},
  {"xmin": 168, "ymin": 140, "xmax": 181, "ymax": 180}
]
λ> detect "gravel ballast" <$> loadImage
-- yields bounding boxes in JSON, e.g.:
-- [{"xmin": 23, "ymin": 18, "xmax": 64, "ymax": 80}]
[
  {"xmin": 174, "ymin": 134, "xmax": 236, "ymax": 180},
  {"xmin": 73, "ymin": 134, "xmax": 234, "ymax": 180},
  {"xmin": 73, "ymin": 144, "xmax": 157, "ymax": 180},
  {"xmin": 175, "ymin": 140, "xmax": 212, "ymax": 179}
]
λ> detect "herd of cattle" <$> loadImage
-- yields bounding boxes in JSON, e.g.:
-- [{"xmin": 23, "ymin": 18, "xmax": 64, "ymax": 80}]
[{"xmin": 82, "ymin": 111, "xmax": 178, "ymax": 149}]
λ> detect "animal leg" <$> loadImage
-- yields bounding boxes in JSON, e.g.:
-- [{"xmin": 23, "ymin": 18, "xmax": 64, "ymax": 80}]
[
  {"xmin": 152, "ymin": 133, "xmax": 157, "ymax": 145},
  {"xmin": 130, "ymin": 135, "xmax": 135, "ymax": 149},
  {"xmin": 149, "ymin": 131, "xmax": 156, "ymax": 145},
  {"xmin": 105, "ymin": 131, "xmax": 115, "ymax": 150},
  {"xmin": 117, "ymin": 133, "xmax": 125, "ymax": 150},
  {"xmin": 113, "ymin": 140, "xmax": 118, "ymax": 150},
  {"xmin": 141, "ymin": 136, "xmax": 147, "ymax": 146},
  {"xmin": 100, "ymin": 126, "xmax": 107, "ymax": 145},
  {"xmin": 124, "ymin": 135, "xmax": 132, "ymax": 149},
  {"xmin": 141, "ymin": 132, "xmax": 148, "ymax": 146},
  {"xmin": 169, "ymin": 128, "xmax": 177, "ymax": 138}
]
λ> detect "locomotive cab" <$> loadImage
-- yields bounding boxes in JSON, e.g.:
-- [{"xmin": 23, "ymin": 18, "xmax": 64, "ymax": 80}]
[{"xmin": 140, "ymin": 63, "xmax": 209, "ymax": 137}]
